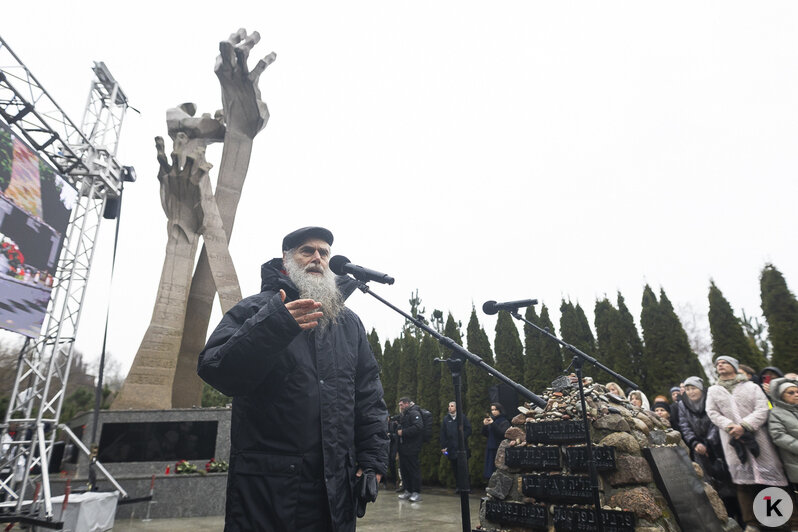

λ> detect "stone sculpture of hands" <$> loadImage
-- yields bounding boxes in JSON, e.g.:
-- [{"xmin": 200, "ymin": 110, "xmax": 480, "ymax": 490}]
[
  {"xmin": 215, "ymin": 28, "xmax": 276, "ymax": 139},
  {"xmin": 155, "ymin": 134, "xmax": 212, "ymax": 236}
]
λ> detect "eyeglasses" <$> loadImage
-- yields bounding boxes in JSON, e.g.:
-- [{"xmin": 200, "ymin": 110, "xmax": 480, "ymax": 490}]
[{"xmin": 297, "ymin": 245, "xmax": 330, "ymax": 258}]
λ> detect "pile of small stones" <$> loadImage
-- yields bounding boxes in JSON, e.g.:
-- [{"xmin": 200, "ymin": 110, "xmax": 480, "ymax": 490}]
[{"xmin": 476, "ymin": 377, "xmax": 737, "ymax": 532}]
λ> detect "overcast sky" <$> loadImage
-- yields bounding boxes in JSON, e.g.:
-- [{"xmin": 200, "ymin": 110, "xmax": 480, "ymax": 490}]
[{"xmin": 2, "ymin": 2, "xmax": 797, "ymax": 379}]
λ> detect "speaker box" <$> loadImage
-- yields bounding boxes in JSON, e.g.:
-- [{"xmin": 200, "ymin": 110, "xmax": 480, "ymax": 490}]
[{"xmin": 103, "ymin": 197, "xmax": 121, "ymax": 219}]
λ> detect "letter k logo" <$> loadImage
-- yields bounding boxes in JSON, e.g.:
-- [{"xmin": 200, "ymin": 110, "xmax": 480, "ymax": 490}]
[
  {"xmin": 764, "ymin": 496, "xmax": 783, "ymax": 517},
  {"xmin": 754, "ymin": 487, "xmax": 792, "ymax": 526}
]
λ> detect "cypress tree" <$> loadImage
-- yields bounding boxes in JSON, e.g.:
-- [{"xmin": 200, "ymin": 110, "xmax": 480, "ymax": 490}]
[
  {"xmin": 381, "ymin": 340, "xmax": 399, "ymax": 413},
  {"xmin": 465, "ymin": 308, "xmax": 494, "ymax": 487},
  {"xmin": 537, "ymin": 305, "xmax": 563, "ymax": 390},
  {"xmin": 659, "ymin": 289, "xmax": 707, "ymax": 383},
  {"xmin": 524, "ymin": 304, "xmax": 562, "ymax": 394},
  {"xmin": 761, "ymin": 264, "xmax": 798, "ymax": 371},
  {"xmin": 397, "ymin": 290, "xmax": 425, "ymax": 400},
  {"xmin": 708, "ymin": 281, "xmax": 767, "ymax": 371},
  {"xmin": 397, "ymin": 331, "xmax": 418, "ymax": 402},
  {"xmin": 560, "ymin": 300, "xmax": 597, "ymax": 379},
  {"xmin": 594, "ymin": 298, "xmax": 620, "ymax": 378},
  {"xmin": 523, "ymin": 306, "xmax": 542, "ymax": 390},
  {"xmin": 617, "ymin": 293, "xmax": 645, "ymax": 386},
  {"xmin": 494, "ymin": 311, "xmax": 524, "ymax": 383},
  {"xmin": 416, "ymin": 333, "xmax": 441, "ymax": 484},
  {"xmin": 368, "ymin": 328, "xmax": 382, "ymax": 368},
  {"xmin": 594, "ymin": 294, "xmax": 644, "ymax": 391},
  {"xmin": 640, "ymin": 286, "xmax": 707, "ymax": 398}
]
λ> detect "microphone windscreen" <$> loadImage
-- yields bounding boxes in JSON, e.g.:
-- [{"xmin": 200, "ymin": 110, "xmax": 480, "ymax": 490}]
[
  {"xmin": 329, "ymin": 255, "xmax": 351, "ymax": 275},
  {"xmin": 482, "ymin": 300, "xmax": 498, "ymax": 315}
]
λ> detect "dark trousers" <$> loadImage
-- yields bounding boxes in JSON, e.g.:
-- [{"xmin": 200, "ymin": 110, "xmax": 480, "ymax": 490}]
[{"xmin": 399, "ymin": 450, "xmax": 421, "ymax": 493}]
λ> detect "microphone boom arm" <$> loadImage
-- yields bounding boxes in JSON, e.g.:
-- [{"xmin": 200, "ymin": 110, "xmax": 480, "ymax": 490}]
[
  {"xmin": 509, "ymin": 311, "xmax": 639, "ymax": 391},
  {"xmin": 351, "ymin": 280, "xmax": 547, "ymax": 408}
]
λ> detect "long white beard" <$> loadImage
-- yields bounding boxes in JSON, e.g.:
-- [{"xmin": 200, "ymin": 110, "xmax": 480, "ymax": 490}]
[{"xmin": 284, "ymin": 256, "xmax": 344, "ymax": 329}]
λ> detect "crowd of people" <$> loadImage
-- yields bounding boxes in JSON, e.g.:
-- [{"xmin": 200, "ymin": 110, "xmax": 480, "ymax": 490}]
[
  {"xmin": 604, "ymin": 358, "xmax": 798, "ymax": 532},
  {"xmin": 197, "ymin": 226, "xmax": 796, "ymax": 531},
  {"xmin": 384, "ymin": 358, "xmax": 798, "ymax": 532}
]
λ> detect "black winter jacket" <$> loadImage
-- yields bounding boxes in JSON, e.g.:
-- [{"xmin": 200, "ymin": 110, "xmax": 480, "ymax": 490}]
[
  {"xmin": 440, "ymin": 414, "xmax": 472, "ymax": 459},
  {"xmin": 482, "ymin": 414, "xmax": 510, "ymax": 451},
  {"xmin": 198, "ymin": 258, "xmax": 389, "ymax": 532},
  {"xmin": 398, "ymin": 404, "xmax": 424, "ymax": 454}
]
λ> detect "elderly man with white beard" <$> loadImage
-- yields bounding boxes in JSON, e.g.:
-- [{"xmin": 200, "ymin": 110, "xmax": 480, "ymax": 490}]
[{"xmin": 198, "ymin": 226, "xmax": 389, "ymax": 532}]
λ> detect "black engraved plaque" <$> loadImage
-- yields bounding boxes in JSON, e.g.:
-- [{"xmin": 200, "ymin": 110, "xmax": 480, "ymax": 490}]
[
  {"xmin": 485, "ymin": 500, "xmax": 548, "ymax": 529},
  {"xmin": 566, "ymin": 446, "xmax": 616, "ymax": 472},
  {"xmin": 644, "ymin": 446, "xmax": 725, "ymax": 532},
  {"xmin": 525, "ymin": 420, "xmax": 587, "ymax": 444},
  {"xmin": 552, "ymin": 506, "xmax": 636, "ymax": 532},
  {"xmin": 522, "ymin": 474, "xmax": 593, "ymax": 503},
  {"xmin": 505, "ymin": 446, "xmax": 561, "ymax": 470}
]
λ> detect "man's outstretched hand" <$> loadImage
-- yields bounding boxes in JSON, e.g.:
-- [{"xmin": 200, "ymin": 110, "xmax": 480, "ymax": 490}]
[{"xmin": 280, "ymin": 289, "xmax": 322, "ymax": 330}]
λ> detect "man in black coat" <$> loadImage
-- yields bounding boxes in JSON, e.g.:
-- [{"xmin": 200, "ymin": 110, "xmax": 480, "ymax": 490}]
[
  {"xmin": 439, "ymin": 401, "xmax": 471, "ymax": 491},
  {"xmin": 198, "ymin": 226, "xmax": 389, "ymax": 532},
  {"xmin": 396, "ymin": 397, "xmax": 424, "ymax": 502}
]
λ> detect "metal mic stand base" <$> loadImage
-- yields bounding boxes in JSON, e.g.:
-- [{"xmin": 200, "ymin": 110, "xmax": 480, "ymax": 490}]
[{"xmin": 436, "ymin": 357, "xmax": 471, "ymax": 532}]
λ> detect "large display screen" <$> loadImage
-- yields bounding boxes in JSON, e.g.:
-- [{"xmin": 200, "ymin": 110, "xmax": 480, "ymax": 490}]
[{"xmin": 0, "ymin": 120, "xmax": 77, "ymax": 337}]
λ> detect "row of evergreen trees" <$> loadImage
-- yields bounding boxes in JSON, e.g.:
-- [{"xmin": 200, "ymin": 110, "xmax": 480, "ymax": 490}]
[{"xmin": 370, "ymin": 264, "xmax": 798, "ymax": 488}]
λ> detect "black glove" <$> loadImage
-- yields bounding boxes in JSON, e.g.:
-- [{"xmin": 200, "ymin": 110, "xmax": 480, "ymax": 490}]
[{"xmin": 355, "ymin": 469, "xmax": 378, "ymax": 518}]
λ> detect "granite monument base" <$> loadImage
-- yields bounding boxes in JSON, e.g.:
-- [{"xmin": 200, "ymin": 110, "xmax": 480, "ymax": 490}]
[{"xmin": 54, "ymin": 407, "xmax": 231, "ymax": 518}]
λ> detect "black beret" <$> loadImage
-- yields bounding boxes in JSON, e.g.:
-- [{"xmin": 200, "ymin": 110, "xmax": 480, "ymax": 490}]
[{"xmin": 282, "ymin": 226, "xmax": 334, "ymax": 251}]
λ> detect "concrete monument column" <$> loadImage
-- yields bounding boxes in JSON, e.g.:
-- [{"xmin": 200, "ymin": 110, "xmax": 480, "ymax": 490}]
[{"xmin": 112, "ymin": 29, "xmax": 274, "ymax": 409}]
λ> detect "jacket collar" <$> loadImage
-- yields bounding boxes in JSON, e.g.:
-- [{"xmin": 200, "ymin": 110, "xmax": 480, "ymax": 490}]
[{"xmin": 260, "ymin": 258, "xmax": 359, "ymax": 302}]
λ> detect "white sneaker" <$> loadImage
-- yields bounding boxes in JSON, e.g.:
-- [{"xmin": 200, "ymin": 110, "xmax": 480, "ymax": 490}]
[
  {"xmin": 409, "ymin": 492, "xmax": 422, "ymax": 502},
  {"xmin": 398, "ymin": 491, "xmax": 411, "ymax": 500}
]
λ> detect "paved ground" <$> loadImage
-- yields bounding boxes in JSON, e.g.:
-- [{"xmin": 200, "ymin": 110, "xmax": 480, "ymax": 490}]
[{"xmin": 112, "ymin": 487, "xmax": 484, "ymax": 531}]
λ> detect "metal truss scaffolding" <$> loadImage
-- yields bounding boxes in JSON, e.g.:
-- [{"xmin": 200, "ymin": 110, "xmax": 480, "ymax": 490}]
[{"xmin": 0, "ymin": 34, "xmax": 129, "ymax": 524}]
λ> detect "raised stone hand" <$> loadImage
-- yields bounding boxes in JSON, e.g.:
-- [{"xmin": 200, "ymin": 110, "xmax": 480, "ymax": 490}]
[
  {"xmin": 155, "ymin": 134, "xmax": 211, "ymax": 237},
  {"xmin": 215, "ymin": 28, "xmax": 276, "ymax": 138}
]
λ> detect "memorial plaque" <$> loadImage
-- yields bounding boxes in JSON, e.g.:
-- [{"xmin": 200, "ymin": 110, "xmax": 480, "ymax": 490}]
[
  {"xmin": 643, "ymin": 446, "xmax": 725, "ymax": 532},
  {"xmin": 98, "ymin": 421, "xmax": 218, "ymax": 462},
  {"xmin": 505, "ymin": 446, "xmax": 561, "ymax": 470},
  {"xmin": 526, "ymin": 420, "xmax": 587, "ymax": 444},
  {"xmin": 522, "ymin": 474, "xmax": 593, "ymax": 503},
  {"xmin": 552, "ymin": 506, "xmax": 635, "ymax": 532},
  {"xmin": 485, "ymin": 500, "xmax": 548, "ymax": 529},
  {"xmin": 566, "ymin": 446, "xmax": 616, "ymax": 472}
]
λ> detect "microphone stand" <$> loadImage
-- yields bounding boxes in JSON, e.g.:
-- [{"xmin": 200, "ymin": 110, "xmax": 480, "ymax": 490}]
[
  {"xmin": 509, "ymin": 310, "xmax": 639, "ymax": 532},
  {"xmin": 349, "ymin": 279, "xmax": 547, "ymax": 532}
]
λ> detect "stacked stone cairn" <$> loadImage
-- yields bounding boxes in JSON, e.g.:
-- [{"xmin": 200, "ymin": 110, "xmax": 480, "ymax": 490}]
[{"xmin": 476, "ymin": 378, "xmax": 738, "ymax": 531}]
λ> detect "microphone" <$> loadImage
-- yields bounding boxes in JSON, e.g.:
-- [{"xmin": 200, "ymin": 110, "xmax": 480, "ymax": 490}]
[
  {"xmin": 329, "ymin": 255, "xmax": 395, "ymax": 285},
  {"xmin": 482, "ymin": 299, "xmax": 538, "ymax": 315}
]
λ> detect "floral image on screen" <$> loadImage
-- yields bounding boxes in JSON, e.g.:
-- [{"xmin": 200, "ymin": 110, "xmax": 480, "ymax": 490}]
[{"xmin": 0, "ymin": 120, "xmax": 78, "ymax": 337}]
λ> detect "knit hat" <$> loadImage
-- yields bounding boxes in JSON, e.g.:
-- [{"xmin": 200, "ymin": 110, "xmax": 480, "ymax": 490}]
[
  {"xmin": 652, "ymin": 401, "xmax": 670, "ymax": 411},
  {"xmin": 714, "ymin": 355, "xmax": 739, "ymax": 372},
  {"xmin": 778, "ymin": 381, "xmax": 798, "ymax": 398},
  {"xmin": 669, "ymin": 386, "xmax": 681, "ymax": 394},
  {"xmin": 683, "ymin": 376, "xmax": 704, "ymax": 391}
]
